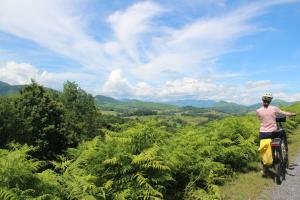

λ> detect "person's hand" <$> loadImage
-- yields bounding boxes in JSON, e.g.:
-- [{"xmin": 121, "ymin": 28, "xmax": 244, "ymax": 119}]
[{"xmin": 290, "ymin": 113, "xmax": 297, "ymax": 117}]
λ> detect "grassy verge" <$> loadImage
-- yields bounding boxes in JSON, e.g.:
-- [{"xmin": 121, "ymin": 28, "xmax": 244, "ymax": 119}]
[{"xmin": 220, "ymin": 125, "xmax": 300, "ymax": 200}]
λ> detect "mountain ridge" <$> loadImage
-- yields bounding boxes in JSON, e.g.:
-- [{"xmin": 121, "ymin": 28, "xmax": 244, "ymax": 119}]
[
  {"xmin": 0, "ymin": 81, "xmax": 24, "ymax": 95},
  {"xmin": 0, "ymin": 81, "xmax": 294, "ymax": 113}
]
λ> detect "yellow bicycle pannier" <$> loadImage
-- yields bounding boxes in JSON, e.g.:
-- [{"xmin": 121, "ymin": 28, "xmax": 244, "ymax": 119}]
[{"xmin": 259, "ymin": 139, "xmax": 273, "ymax": 166}]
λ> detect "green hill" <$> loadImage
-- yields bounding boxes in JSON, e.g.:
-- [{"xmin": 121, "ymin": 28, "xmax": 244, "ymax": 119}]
[
  {"xmin": 166, "ymin": 99, "xmax": 295, "ymax": 114},
  {"xmin": 94, "ymin": 95, "xmax": 177, "ymax": 113},
  {"xmin": 94, "ymin": 95, "xmax": 120, "ymax": 104},
  {"xmin": 167, "ymin": 99, "xmax": 216, "ymax": 107},
  {"xmin": 167, "ymin": 99, "xmax": 249, "ymax": 114},
  {"xmin": 213, "ymin": 101, "xmax": 249, "ymax": 114},
  {"xmin": 0, "ymin": 81, "xmax": 23, "ymax": 95}
]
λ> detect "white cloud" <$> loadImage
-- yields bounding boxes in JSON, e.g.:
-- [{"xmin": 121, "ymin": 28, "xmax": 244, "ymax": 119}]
[
  {"xmin": 0, "ymin": 0, "xmax": 109, "ymax": 70},
  {"xmin": 0, "ymin": 61, "xmax": 39, "ymax": 85},
  {"xmin": 135, "ymin": 82, "xmax": 155, "ymax": 96},
  {"xmin": 102, "ymin": 69, "xmax": 155, "ymax": 97},
  {"xmin": 246, "ymin": 80, "xmax": 273, "ymax": 89},
  {"xmin": 0, "ymin": 61, "xmax": 97, "ymax": 92},
  {"xmin": 107, "ymin": 1, "xmax": 163, "ymax": 62},
  {"xmin": 102, "ymin": 70, "xmax": 228, "ymax": 100},
  {"xmin": 0, "ymin": 0, "xmax": 296, "ymax": 79},
  {"xmin": 101, "ymin": 70, "xmax": 300, "ymax": 104},
  {"xmin": 3, "ymin": 61, "xmax": 297, "ymax": 104},
  {"xmin": 274, "ymin": 92, "xmax": 300, "ymax": 102},
  {"xmin": 39, "ymin": 71, "xmax": 98, "ymax": 92},
  {"xmin": 0, "ymin": 0, "xmax": 299, "ymax": 104},
  {"xmin": 128, "ymin": 1, "xmax": 274, "ymax": 80},
  {"xmin": 158, "ymin": 78, "xmax": 221, "ymax": 98},
  {"xmin": 102, "ymin": 69, "xmax": 133, "ymax": 96}
]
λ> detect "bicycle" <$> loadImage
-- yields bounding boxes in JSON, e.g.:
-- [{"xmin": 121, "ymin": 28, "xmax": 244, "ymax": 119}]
[{"xmin": 270, "ymin": 116, "xmax": 288, "ymax": 184}]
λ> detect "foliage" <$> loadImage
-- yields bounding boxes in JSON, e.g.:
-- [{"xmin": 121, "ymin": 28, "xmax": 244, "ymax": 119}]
[
  {"xmin": 0, "ymin": 96, "xmax": 23, "ymax": 148},
  {"xmin": 119, "ymin": 109, "xmax": 158, "ymax": 117},
  {"xmin": 60, "ymin": 81, "xmax": 100, "ymax": 146},
  {"xmin": 0, "ymin": 145, "xmax": 62, "ymax": 200},
  {"xmin": 1, "ymin": 81, "xmax": 300, "ymax": 199},
  {"xmin": 15, "ymin": 80, "xmax": 67, "ymax": 160}
]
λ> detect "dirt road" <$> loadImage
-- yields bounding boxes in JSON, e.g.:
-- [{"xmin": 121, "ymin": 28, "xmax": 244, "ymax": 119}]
[{"xmin": 260, "ymin": 146, "xmax": 300, "ymax": 199}]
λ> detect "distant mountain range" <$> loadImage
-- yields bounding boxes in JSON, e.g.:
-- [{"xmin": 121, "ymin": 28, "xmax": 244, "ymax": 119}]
[
  {"xmin": 94, "ymin": 95, "xmax": 177, "ymax": 111},
  {"xmin": 95, "ymin": 95, "xmax": 293, "ymax": 114},
  {"xmin": 167, "ymin": 99, "xmax": 216, "ymax": 108},
  {"xmin": 0, "ymin": 81, "xmax": 294, "ymax": 114},
  {"xmin": 167, "ymin": 99, "xmax": 294, "ymax": 112},
  {"xmin": 94, "ymin": 95, "xmax": 119, "ymax": 104},
  {"xmin": 247, "ymin": 99, "xmax": 294, "ymax": 110}
]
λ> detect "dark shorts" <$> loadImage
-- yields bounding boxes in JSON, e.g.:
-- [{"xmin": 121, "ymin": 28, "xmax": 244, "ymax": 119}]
[
  {"xmin": 259, "ymin": 129, "xmax": 285, "ymax": 140},
  {"xmin": 259, "ymin": 129, "xmax": 288, "ymax": 151}
]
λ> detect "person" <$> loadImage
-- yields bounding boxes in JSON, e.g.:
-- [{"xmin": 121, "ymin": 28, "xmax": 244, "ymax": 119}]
[{"xmin": 256, "ymin": 93, "xmax": 296, "ymax": 175}]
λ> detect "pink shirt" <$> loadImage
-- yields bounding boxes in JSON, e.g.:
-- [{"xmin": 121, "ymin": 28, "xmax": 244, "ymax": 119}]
[{"xmin": 256, "ymin": 105, "xmax": 291, "ymax": 132}]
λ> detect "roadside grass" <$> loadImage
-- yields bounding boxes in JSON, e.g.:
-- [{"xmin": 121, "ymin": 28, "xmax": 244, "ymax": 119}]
[{"xmin": 220, "ymin": 125, "xmax": 300, "ymax": 200}]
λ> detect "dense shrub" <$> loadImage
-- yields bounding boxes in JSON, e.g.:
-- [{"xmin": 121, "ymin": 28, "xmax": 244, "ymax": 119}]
[{"xmin": 1, "ymin": 81, "xmax": 300, "ymax": 199}]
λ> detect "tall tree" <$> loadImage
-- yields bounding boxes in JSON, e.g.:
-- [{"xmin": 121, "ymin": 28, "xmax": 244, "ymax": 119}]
[
  {"xmin": 61, "ymin": 81, "xmax": 100, "ymax": 146},
  {"xmin": 16, "ymin": 80, "xmax": 67, "ymax": 159},
  {"xmin": 0, "ymin": 96, "xmax": 24, "ymax": 148}
]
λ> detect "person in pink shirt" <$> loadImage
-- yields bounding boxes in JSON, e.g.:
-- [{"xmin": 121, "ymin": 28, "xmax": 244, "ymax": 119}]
[
  {"xmin": 256, "ymin": 93, "xmax": 296, "ymax": 175},
  {"xmin": 256, "ymin": 93, "xmax": 296, "ymax": 138}
]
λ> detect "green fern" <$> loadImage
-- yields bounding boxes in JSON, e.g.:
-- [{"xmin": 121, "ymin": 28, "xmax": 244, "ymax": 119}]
[{"xmin": 0, "ymin": 188, "xmax": 15, "ymax": 200}]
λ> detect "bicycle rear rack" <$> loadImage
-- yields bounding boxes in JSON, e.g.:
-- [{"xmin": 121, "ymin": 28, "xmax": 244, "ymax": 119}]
[{"xmin": 271, "ymin": 138, "xmax": 281, "ymax": 147}]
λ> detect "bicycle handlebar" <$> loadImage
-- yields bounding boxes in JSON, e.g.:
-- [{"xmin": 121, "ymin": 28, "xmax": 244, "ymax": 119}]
[{"xmin": 276, "ymin": 116, "xmax": 286, "ymax": 123}]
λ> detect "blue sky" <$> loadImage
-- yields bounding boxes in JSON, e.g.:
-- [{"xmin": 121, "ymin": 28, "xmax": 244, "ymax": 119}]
[{"xmin": 0, "ymin": 0, "xmax": 299, "ymax": 104}]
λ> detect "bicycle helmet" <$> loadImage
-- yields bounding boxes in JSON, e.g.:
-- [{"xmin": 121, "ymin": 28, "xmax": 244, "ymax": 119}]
[{"xmin": 262, "ymin": 93, "xmax": 273, "ymax": 102}]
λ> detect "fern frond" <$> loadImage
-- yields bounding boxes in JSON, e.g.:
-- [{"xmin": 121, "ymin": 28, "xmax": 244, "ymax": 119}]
[
  {"xmin": 0, "ymin": 188, "xmax": 15, "ymax": 200},
  {"xmin": 103, "ymin": 157, "xmax": 118, "ymax": 165}
]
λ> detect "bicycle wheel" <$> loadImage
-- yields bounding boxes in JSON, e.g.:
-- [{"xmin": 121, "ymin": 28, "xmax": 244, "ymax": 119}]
[
  {"xmin": 281, "ymin": 143, "xmax": 288, "ymax": 180},
  {"xmin": 273, "ymin": 149, "xmax": 283, "ymax": 184},
  {"xmin": 280, "ymin": 142, "xmax": 288, "ymax": 170},
  {"xmin": 286, "ymin": 152, "xmax": 289, "ymax": 169},
  {"xmin": 274, "ymin": 163, "xmax": 283, "ymax": 184}
]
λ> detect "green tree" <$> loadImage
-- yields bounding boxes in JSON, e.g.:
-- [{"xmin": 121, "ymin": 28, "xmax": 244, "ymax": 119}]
[
  {"xmin": 16, "ymin": 80, "xmax": 67, "ymax": 159},
  {"xmin": 61, "ymin": 81, "xmax": 100, "ymax": 146},
  {"xmin": 0, "ymin": 96, "xmax": 24, "ymax": 148}
]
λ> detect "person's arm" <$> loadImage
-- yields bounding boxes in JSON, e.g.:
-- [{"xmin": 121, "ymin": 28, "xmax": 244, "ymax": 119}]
[
  {"xmin": 256, "ymin": 110, "xmax": 260, "ymax": 118},
  {"xmin": 274, "ymin": 107, "xmax": 296, "ymax": 117}
]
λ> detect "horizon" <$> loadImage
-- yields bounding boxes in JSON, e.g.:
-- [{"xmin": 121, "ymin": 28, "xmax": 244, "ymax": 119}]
[
  {"xmin": 0, "ymin": 0, "xmax": 300, "ymax": 104},
  {"xmin": 1, "ymin": 79, "xmax": 294, "ymax": 106}
]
